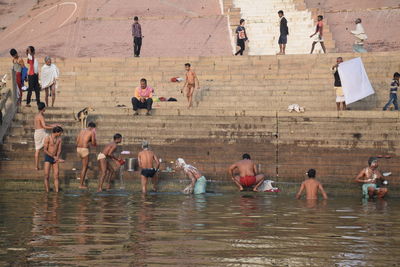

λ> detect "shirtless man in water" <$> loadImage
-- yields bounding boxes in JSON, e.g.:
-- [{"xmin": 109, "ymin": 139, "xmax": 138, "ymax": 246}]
[
  {"xmin": 229, "ymin": 153, "xmax": 265, "ymax": 191},
  {"xmin": 296, "ymin": 169, "xmax": 328, "ymax": 200},
  {"xmin": 355, "ymin": 157, "xmax": 387, "ymax": 199},
  {"xmin": 97, "ymin": 133, "xmax": 122, "ymax": 192},
  {"xmin": 182, "ymin": 63, "xmax": 199, "ymax": 109},
  {"xmin": 34, "ymin": 102, "xmax": 59, "ymax": 170},
  {"xmin": 138, "ymin": 140, "xmax": 160, "ymax": 194},
  {"xmin": 43, "ymin": 126, "xmax": 64, "ymax": 192},
  {"xmin": 76, "ymin": 122, "xmax": 97, "ymax": 189}
]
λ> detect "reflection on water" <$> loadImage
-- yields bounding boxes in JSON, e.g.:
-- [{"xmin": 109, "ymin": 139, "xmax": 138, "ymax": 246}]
[{"xmin": 0, "ymin": 191, "xmax": 399, "ymax": 266}]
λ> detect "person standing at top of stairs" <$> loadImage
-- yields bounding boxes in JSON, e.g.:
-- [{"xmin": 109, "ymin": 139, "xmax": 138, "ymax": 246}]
[
  {"xmin": 310, "ymin": 15, "xmax": 326, "ymax": 54},
  {"xmin": 235, "ymin": 19, "xmax": 248, "ymax": 56},
  {"xmin": 26, "ymin": 46, "xmax": 40, "ymax": 107},
  {"xmin": 132, "ymin": 16, "xmax": 143, "ymax": 57},
  {"xmin": 277, "ymin": 10, "xmax": 289, "ymax": 55}
]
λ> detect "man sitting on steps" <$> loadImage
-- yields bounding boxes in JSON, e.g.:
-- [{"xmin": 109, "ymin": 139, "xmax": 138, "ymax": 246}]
[{"xmin": 132, "ymin": 78, "xmax": 153, "ymax": 116}]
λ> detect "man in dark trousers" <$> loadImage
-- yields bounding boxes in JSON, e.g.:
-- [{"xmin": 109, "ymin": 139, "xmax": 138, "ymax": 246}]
[
  {"xmin": 278, "ymin": 10, "xmax": 288, "ymax": 55},
  {"xmin": 26, "ymin": 46, "xmax": 40, "ymax": 107},
  {"xmin": 132, "ymin": 16, "xmax": 143, "ymax": 57}
]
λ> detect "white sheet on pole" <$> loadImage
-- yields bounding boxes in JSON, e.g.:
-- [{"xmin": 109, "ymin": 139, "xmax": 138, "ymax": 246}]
[{"xmin": 338, "ymin": 57, "xmax": 375, "ymax": 104}]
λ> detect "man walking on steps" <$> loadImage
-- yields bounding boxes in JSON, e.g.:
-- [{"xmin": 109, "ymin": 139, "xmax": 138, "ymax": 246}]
[
  {"xmin": 278, "ymin": 10, "xmax": 288, "ymax": 55},
  {"xmin": 132, "ymin": 16, "xmax": 143, "ymax": 57},
  {"xmin": 310, "ymin": 15, "xmax": 326, "ymax": 54}
]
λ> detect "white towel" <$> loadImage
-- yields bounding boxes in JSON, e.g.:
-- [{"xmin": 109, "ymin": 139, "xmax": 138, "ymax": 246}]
[
  {"xmin": 338, "ymin": 57, "xmax": 374, "ymax": 105},
  {"xmin": 40, "ymin": 64, "xmax": 59, "ymax": 89}
]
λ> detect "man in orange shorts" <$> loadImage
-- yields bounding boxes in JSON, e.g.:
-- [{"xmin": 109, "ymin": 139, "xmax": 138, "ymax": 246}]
[{"xmin": 229, "ymin": 153, "xmax": 265, "ymax": 191}]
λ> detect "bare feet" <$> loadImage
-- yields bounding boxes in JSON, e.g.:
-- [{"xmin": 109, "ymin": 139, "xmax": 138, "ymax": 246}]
[
  {"xmin": 79, "ymin": 185, "xmax": 88, "ymax": 189},
  {"xmin": 253, "ymin": 187, "xmax": 259, "ymax": 192},
  {"xmin": 35, "ymin": 167, "xmax": 40, "ymax": 171}
]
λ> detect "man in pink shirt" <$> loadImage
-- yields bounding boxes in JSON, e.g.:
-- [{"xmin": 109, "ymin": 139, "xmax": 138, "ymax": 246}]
[{"xmin": 131, "ymin": 78, "xmax": 153, "ymax": 116}]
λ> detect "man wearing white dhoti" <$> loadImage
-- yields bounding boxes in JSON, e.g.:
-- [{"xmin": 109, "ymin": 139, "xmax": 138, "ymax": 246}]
[
  {"xmin": 41, "ymin": 56, "xmax": 59, "ymax": 107},
  {"xmin": 34, "ymin": 102, "xmax": 59, "ymax": 170},
  {"xmin": 351, "ymin": 18, "xmax": 368, "ymax": 53}
]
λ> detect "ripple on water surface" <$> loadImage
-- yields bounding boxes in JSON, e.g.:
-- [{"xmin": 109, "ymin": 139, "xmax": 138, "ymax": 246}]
[{"xmin": 0, "ymin": 191, "xmax": 399, "ymax": 266}]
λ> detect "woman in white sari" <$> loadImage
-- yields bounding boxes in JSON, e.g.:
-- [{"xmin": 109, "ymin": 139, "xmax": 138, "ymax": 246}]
[{"xmin": 41, "ymin": 56, "xmax": 59, "ymax": 107}]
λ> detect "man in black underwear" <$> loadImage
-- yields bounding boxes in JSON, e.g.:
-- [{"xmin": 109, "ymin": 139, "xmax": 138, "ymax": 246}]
[
  {"xmin": 137, "ymin": 141, "xmax": 160, "ymax": 194},
  {"xmin": 43, "ymin": 126, "xmax": 64, "ymax": 192}
]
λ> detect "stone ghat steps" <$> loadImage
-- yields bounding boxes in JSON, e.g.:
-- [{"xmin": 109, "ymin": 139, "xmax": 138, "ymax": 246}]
[
  {"xmin": 0, "ymin": 150, "xmax": 395, "ymax": 182},
  {"xmin": 1, "ymin": 52, "xmax": 399, "ymax": 68}
]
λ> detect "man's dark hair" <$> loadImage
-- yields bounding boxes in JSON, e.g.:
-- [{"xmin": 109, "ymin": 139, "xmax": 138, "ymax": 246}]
[
  {"xmin": 240, "ymin": 19, "xmax": 245, "ymax": 25},
  {"xmin": 88, "ymin": 122, "xmax": 96, "ymax": 128},
  {"xmin": 134, "ymin": 16, "xmax": 139, "ymax": 21},
  {"xmin": 393, "ymin": 72, "xmax": 400, "ymax": 78},
  {"xmin": 318, "ymin": 15, "xmax": 323, "ymax": 20},
  {"xmin": 242, "ymin": 153, "xmax": 251, "ymax": 160},
  {"xmin": 38, "ymin": 102, "xmax": 46, "ymax": 111},
  {"xmin": 368, "ymin": 157, "xmax": 378, "ymax": 166},
  {"xmin": 53, "ymin": 126, "xmax": 63, "ymax": 133},
  {"xmin": 28, "ymin": 46, "xmax": 35, "ymax": 54},
  {"xmin": 278, "ymin": 10, "xmax": 284, "ymax": 15},
  {"xmin": 10, "ymin": 49, "xmax": 17, "ymax": 57},
  {"xmin": 114, "ymin": 133, "xmax": 122, "ymax": 140},
  {"xmin": 307, "ymin": 169, "xmax": 316, "ymax": 178},
  {"xmin": 185, "ymin": 63, "xmax": 191, "ymax": 67},
  {"xmin": 140, "ymin": 78, "xmax": 147, "ymax": 84},
  {"xmin": 337, "ymin": 57, "xmax": 343, "ymax": 60}
]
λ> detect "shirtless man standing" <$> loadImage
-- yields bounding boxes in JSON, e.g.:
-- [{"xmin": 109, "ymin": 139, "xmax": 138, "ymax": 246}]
[
  {"xmin": 354, "ymin": 157, "xmax": 388, "ymax": 199},
  {"xmin": 182, "ymin": 63, "xmax": 199, "ymax": 109},
  {"xmin": 296, "ymin": 169, "xmax": 328, "ymax": 200},
  {"xmin": 34, "ymin": 102, "xmax": 59, "ymax": 170},
  {"xmin": 138, "ymin": 141, "xmax": 160, "ymax": 194},
  {"xmin": 76, "ymin": 122, "xmax": 97, "ymax": 189},
  {"xmin": 97, "ymin": 133, "xmax": 122, "ymax": 192},
  {"xmin": 228, "ymin": 154, "xmax": 265, "ymax": 191},
  {"xmin": 43, "ymin": 126, "xmax": 64, "ymax": 192}
]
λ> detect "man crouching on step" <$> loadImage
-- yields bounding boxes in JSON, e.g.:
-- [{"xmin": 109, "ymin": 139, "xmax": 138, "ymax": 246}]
[
  {"xmin": 138, "ymin": 141, "xmax": 160, "ymax": 194},
  {"xmin": 229, "ymin": 153, "xmax": 265, "ymax": 192}
]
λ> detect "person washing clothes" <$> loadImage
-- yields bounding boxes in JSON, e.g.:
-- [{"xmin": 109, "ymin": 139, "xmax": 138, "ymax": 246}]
[{"xmin": 175, "ymin": 158, "xmax": 207, "ymax": 194}]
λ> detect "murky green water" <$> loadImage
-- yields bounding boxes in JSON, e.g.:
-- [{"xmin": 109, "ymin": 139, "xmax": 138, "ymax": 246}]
[{"xmin": 1, "ymin": 190, "xmax": 399, "ymax": 267}]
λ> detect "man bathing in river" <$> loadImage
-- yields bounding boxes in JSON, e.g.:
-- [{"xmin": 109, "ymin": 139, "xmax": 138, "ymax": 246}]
[
  {"xmin": 296, "ymin": 169, "xmax": 328, "ymax": 200},
  {"xmin": 97, "ymin": 134, "xmax": 122, "ymax": 192},
  {"xmin": 76, "ymin": 122, "xmax": 97, "ymax": 189},
  {"xmin": 229, "ymin": 153, "xmax": 265, "ymax": 191},
  {"xmin": 34, "ymin": 102, "xmax": 60, "ymax": 170},
  {"xmin": 176, "ymin": 158, "xmax": 207, "ymax": 194},
  {"xmin": 43, "ymin": 126, "xmax": 64, "ymax": 193},
  {"xmin": 355, "ymin": 157, "xmax": 388, "ymax": 199},
  {"xmin": 138, "ymin": 141, "xmax": 160, "ymax": 194}
]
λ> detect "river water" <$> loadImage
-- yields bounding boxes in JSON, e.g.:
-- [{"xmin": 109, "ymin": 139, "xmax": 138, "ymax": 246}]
[{"xmin": 0, "ymin": 190, "xmax": 399, "ymax": 266}]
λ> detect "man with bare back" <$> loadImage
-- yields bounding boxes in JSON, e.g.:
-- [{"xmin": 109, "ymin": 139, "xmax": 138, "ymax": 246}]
[
  {"xmin": 138, "ymin": 141, "xmax": 160, "ymax": 194},
  {"xmin": 76, "ymin": 122, "xmax": 97, "ymax": 189},
  {"xmin": 43, "ymin": 126, "xmax": 64, "ymax": 193},
  {"xmin": 296, "ymin": 169, "xmax": 328, "ymax": 200},
  {"xmin": 34, "ymin": 102, "xmax": 59, "ymax": 170},
  {"xmin": 229, "ymin": 154, "xmax": 265, "ymax": 191},
  {"xmin": 97, "ymin": 133, "xmax": 122, "ymax": 192}
]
